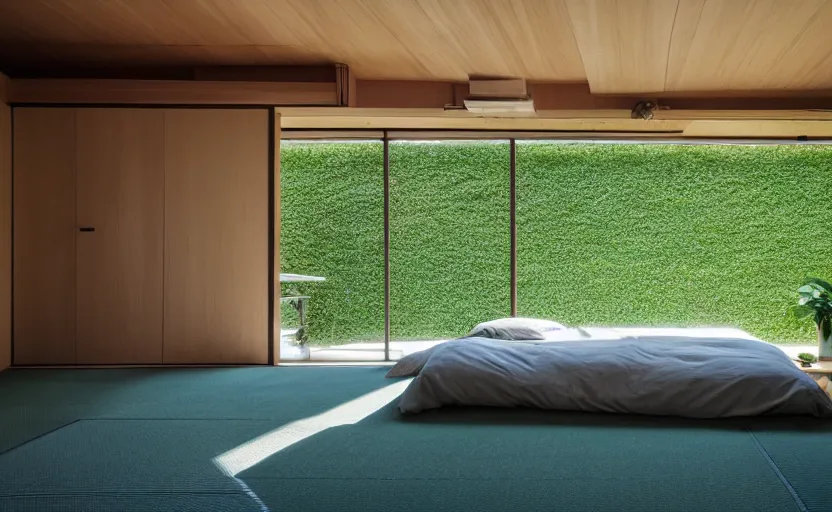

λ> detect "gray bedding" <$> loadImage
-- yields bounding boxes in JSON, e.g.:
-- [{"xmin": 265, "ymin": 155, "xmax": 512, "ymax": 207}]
[{"xmin": 397, "ymin": 336, "xmax": 832, "ymax": 418}]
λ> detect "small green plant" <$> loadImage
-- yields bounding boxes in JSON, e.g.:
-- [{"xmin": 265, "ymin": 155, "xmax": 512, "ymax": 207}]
[
  {"xmin": 797, "ymin": 352, "xmax": 818, "ymax": 364},
  {"xmin": 792, "ymin": 278, "xmax": 832, "ymax": 358},
  {"xmin": 794, "ymin": 278, "xmax": 832, "ymax": 326}
]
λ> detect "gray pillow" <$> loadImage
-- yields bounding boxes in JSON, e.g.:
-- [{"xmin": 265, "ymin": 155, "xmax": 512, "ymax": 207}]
[
  {"xmin": 387, "ymin": 317, "xmax": 567, "ymax": 378},
  {"xmin": 467, "ymin": 317, "xmax": 565, "ymax": 340},
  {"xmin": 468, "ymin": 325, "xmax": 545, "ymax": 340}
]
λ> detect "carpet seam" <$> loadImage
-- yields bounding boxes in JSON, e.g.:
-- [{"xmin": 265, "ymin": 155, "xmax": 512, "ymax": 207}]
[
  {"xmin": 0, "ymin": 419, "xmax": 81, "ymax": 457},
  {"xmin": 748, "ymin": 430, "xmax": 808, "ymax": 512},
  {"xmin": 80, "ymin": 418, "xmax": 275, "ymax": 421},
  {"xmin": 0, "ymin": 491, "xmax": 248, "ymax": 498},
  {"xmin": 239, "ymin": 475, "xmax": 760, "ymax": 482}
]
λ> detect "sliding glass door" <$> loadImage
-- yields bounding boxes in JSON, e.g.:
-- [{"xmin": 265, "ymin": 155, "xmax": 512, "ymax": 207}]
[
  {"xmin": 515, "ymin": 141, "xmax": 832, "ymax": 342},
  {"xmin": 279, "ymin": 141, "xmax": 385, "ymax": 360},
  {"xmin": 281, "ymin": 137, "xmax": 832, "ymax": 358},
  {"xmin": 389, "ymin": 141, "xmax": 511, "ymax": 349}
]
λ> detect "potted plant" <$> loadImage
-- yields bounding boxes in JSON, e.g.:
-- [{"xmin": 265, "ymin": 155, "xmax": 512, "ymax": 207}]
[
  {"xmin": 793, "ymin": 278, "xmax": 832, "ymax": 361},
  {"xmin": 797, "ymin": 352, "xmax": 818, "ymax": 368}
]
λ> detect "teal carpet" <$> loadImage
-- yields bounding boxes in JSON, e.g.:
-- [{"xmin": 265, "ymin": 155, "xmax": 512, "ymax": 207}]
[{"xmin": 1, "ymin": 368, "xmax": 831, "ymax": 511}]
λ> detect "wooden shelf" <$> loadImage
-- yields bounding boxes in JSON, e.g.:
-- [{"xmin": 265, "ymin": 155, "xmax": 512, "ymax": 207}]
[{"xmin": 795, "ymin": 360, "xmax": 832, "ymax": 374}]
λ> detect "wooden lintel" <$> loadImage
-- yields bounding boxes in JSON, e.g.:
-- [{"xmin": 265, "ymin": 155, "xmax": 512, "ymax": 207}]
[
  {"xmin": 9, "ymin": 79, "xmax": 338, "ymax": 105},
  {"xmin": 277, "ymin": 108, "xmax": 832, "ymax": 138},
  {"xmin": 654, "ymin": 110, "xmax": 832, "ymax": 121},
  {"xmin": 278, "ymin": 109, "xmax": 686, "ymax": 132},
  {"xmin": 682, "ymin": 120, "xmax": 832, "ymax": 138},
  {"xmin": 282, "ymin": 130, "xmax": 387, "ymax": 140},
  {"xmin": 384, "ymin": 131, "xmax": 683, "ymax": 140}
]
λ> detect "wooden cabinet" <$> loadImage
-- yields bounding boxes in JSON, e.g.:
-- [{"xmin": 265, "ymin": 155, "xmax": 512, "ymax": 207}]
[
  {"xmin": 75, "ymin": 109, "xmax": 165, "ymax": 364},
  {"xmin": 12, "ymin": 107, "xmax": 269, "ymax": 365},
  {"xmin": 13, "ymin": 108, "xmax": 77, "ymax": 365},
  {"xmin": 163, "ymin": 109, "xmax": 268, "ymax": 364}
]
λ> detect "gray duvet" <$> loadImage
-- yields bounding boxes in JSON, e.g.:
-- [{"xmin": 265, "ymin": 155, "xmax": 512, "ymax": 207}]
[{"xmin": 397, "ymin": 336, "xmax": 832, "ymax": 418}]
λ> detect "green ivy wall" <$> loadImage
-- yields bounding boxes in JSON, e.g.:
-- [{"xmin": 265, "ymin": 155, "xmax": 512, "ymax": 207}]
[{"xmin": 281, "ymin": 141, "xmax": 831, "ymax": 344}]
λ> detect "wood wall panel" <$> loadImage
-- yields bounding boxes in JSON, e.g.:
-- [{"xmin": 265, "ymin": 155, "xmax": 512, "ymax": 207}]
[
  {"xmin": 75, "ymin": 109, "xmax": 165, "ymax": 364},
  {"xmin": 355, "ymin": 80, "xmax": 457, "ymax": 108},
  {"xmin": 163, "ymin": 109, "xmax": 268, "ymax": 364},
  {"xmin": 13, "ymin": 108, "xmax": 76, "ymax": 365},
  {"xmin": 0, "ymin": 73, "xmax": 9, "ymax": 103},
  {"xmin": 0, "ymin": 99, "xmax": 10, "ymax": 371}
]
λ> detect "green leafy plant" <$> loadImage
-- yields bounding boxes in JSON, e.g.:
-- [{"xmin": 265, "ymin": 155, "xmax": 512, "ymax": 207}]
[
  {"xmin": 797, "ymin": 352, "xmax": 818, "ymax": 364},
  {"xmin": 793, "ymin": 278, "xmax": 832, "ymax": 339}
]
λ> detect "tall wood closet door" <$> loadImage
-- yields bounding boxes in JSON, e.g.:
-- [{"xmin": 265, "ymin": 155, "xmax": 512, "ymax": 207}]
[
  {"xmin": 13, "ymin": 108, "xmax": 77, "ymax": 365},
  {"xmin": 75, "ymin": 109, "xmax": 165, "ymax": 364},
  {"xmin": 163, "ymin": 109, "xmax": 268, "ymax": 364}
]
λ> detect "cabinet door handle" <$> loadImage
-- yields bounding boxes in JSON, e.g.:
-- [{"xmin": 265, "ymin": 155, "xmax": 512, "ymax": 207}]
[{"xmin": 79, "ymin": 227, "xmax": 95, "ymax": 232}]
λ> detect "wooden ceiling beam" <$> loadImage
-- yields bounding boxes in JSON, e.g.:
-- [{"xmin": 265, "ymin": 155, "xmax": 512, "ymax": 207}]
[
  {"xmin": 350, "ymin": 81, "xmax": 832, "ymax": 111},
  {"xmin": 8, "ymin": 76, "xmax": 832, "ymax": 112},
  {"xmin": 8, "ymin": 79, "xmax": 338, "ymax": 106},
  {"xmin": 192, "ymin": 65, "xmax": 337, "ymax": 83}
]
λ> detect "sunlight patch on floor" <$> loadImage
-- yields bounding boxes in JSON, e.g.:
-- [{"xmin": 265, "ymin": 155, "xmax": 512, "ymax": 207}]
[{"xmin": 213, "ymin": 378, "xmax": 412, "ymax": 477}]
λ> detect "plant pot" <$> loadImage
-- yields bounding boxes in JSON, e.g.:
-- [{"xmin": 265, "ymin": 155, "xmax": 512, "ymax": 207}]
[
  {"xmin": 819, "ymin": 319, "xmax": 832, "ymax": 361},
  {"xmin": 800, "ymin": 360, "xmax": 813, "ymax": 368}
]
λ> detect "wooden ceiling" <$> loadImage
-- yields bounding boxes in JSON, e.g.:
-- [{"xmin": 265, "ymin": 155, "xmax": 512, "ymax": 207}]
[{"xmin": 1, "ymin": 0, "xmax": 831, "ymax": 94}]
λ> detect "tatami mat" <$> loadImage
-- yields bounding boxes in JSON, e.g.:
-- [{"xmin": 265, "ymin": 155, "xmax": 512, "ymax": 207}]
[{"xmin": 1, "ymin": 368, "xmax": 831, "ymax": 511}]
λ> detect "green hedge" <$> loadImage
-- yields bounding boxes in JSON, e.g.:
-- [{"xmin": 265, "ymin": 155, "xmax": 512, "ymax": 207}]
[
  {"xmin": 281, "ymin": 141, "xmax": 832, "ymax": 344},
  {"xmin": 280, "ymin": 142, "xmax": 384, "ymax": 343},
  {"xmin": 389, "ymin": 142, "xmax": 510, "ymax": 339},
  {"xmin": 516, "ymin": 143, "xmax": 830, "ymax": 343}
]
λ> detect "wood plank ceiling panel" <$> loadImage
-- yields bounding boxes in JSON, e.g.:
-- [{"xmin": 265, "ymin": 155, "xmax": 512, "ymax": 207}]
[
  {"xmin": 3, "ymin": 0, "xmax": 832, "ymax": 93},
  {"xmin": 666, "ymin": 0, "xmax": 832, "ymax": 92},
  {"xmin": 0, "ymin": 0, "xmax": 586, "ymax": 81},
  {"xmin": 565, "ymin": 0, "xmax": 680, "ymax": 94},
  {"xmin": 345, "ymin": 0, "xmax": 586, "ymax": 80},
  {"xmin": 567, "ymin": 0, "xmax": 832, "ymax": 94}
]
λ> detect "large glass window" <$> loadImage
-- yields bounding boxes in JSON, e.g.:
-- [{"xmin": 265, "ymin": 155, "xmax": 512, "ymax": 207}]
[
  {"xmin": 280, "ymin": 138, "xmax": 832, "ymax": 359},
  {"xmin": 279, "ymin": 141, "xmax": 384, "ymax": 360},
  {"xmin": 389, "ymin": 141, "xmax": 511, "ymax": 342},
  {"xmin": 516, "ymin": 142, "xmax": 832, "ymax": 342}
]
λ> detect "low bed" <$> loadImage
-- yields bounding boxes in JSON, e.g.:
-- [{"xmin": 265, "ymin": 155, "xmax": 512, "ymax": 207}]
[{"xmin": 388, "ymin": 333, "xmax": 832, "ymax": 419}]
